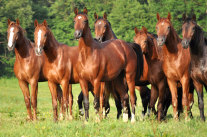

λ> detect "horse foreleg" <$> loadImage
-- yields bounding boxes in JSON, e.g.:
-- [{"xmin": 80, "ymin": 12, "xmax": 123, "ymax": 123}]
[
  {"xmin": 61, "ymin": 81, "xmax": 69, "ymax": 119},
  {"xmin": 167, "ymin": 79, "xmax": 178, "ymax": 120},
  {"xmin": 77, "ymin": 91, "xmax": 84, "ymax": 116},
  {"xmin": 30, "ymin": 81, "xmax": 38, "ymax": 121},
  {"xmin": 48, "ymin": 81, "xmax": 58, "ymax": 122},
  {"xmin": 148, "ymin": 85, "xmax": 158, "ymax": 116},
  {"xmin": 79, "ymin": 79, "xmax": 89, "ymax": 121},
  {"xmin": 180, "ymin": 75, "xmax": 190, "ymax": 121},
  {"xmin": 68, "ymin": 84, "xmax": 73, "ymax": 120},
  {"xmin": 157, "ymin": 79, "xmax": 166, "ymax": 121},
  {"xmin": 193, "ymin": 80, "xmax": 205, "ymax": 121},
  {"xmin": 18, "ymin": 80, "xmax": 33, "ymax": 120}
]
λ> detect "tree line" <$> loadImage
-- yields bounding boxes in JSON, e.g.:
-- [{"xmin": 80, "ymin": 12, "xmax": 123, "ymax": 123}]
[{"xmin": 0, "ymin": 0, "xmax": 206, "ymax": 77}]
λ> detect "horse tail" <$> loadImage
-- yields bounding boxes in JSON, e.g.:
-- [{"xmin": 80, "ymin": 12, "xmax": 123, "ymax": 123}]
[{"xmin": 128, "ymin": 42, "xmax": 144, "ymax": 81}]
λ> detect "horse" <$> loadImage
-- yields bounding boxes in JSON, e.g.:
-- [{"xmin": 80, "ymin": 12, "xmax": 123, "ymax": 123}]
[
  {"xmin": 93, "ymin": 12, "xmax": 151, "ymax": 117},
  {"xmin": 33, "ymin": 20, "xmax": 80, "ymax": 121},
  {"xmin": 74, "ymin": 7, "xmax": 143, "ymax": 123},
  {"xmin": 182, "ymin": 14, "xmax": 207, "ymax": 121},
  {"xmin": 7, "ymin": 19, "xmax": 63, "ymax": 121},
  {"xmin": 155, "ymin": 13, "xmax": 194, "ymax": 120},
  {"xmin": 134, "ymin": 26, "xmax": 172, "ymax": 121}
]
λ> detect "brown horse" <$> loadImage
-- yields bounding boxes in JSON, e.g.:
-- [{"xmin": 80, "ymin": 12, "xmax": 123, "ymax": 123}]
[
  {"xmin": 134, "ymin": 26, "xmax": 172, "ymax": 121},
  {"xmin": 74, "ymin": 7, "xmax": 143, "ymax": 122},
  {"xmin": 156, "ymin": 13, "xmax": 194, "ymax": 120},
  {"xmin": 94, "ymin": 12, "xmax": 151, "ymax": 117},
  {"xmin": 33, "ymin": 20, "xmax": 80, "ymax": 121},
  {"xmin": 7, "ymin": 19, "xmax": 63, "ymax": 121},
  {"xmin": 182, "ymin": 14, "xmax": 207, "ymax": 121}
]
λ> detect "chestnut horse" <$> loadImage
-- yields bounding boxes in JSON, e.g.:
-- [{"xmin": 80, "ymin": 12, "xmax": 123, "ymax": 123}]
[
  {"xmin": 7, "ymin": 19, "xmax": 63, "ymax": 121},
  {"xmin": 93, "ymin": 12, "xmax": 151, "ymax": 117},
  {"xmin": 34, "ymin": 20, "xmax": 79, "ymax": 121},
  {"xmin": 134, "ymin": 26, "xmax": 172, "ymax": 120},
  {"xmin": 74, "ymin": 7, "xmax": 143, "ymax": 122},
  {"xmin": 182, "ymin": 14, "xmax": 207, "ymax": 121},
  {"xmin": 156, "ymin": 13, "xmax": 194, "ymax": 120}
]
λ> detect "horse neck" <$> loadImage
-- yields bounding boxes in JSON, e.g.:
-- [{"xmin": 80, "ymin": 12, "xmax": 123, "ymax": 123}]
[
  {"xmin": 145, "ymin": 36, "xmax": 158, "ymax": 63},
  {"xmin": 189, "ymin": 26, "xmax": 205, "ymax": 56},
  {"xmin": 79, "ymin": 26, "xmax": 94, "ymax": 53},
  {"xmin": 15, "ymin": 33, "xmax": 32, "ymax": 58},
  {"xmin": 44, "ymin": 30, "xmax": 59, "ymax": 60},
  {"xmin": 104, "ymin": 26, "xmax": 117, "ymax": 41},
  {"xmin": 165, "ymin": 26, "xmax": 180, "ymax": 53}
]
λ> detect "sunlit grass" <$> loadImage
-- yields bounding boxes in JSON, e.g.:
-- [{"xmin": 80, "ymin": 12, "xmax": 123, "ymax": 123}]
[{"xmin": 0, "ymin": 78, "xmax": 207, "ymax": 137}]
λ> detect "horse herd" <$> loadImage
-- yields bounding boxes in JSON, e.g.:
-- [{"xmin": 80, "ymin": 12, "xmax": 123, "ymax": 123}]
[{"xmin": 7, "ymin": 7, "xmax": 207, "ymax": 123}]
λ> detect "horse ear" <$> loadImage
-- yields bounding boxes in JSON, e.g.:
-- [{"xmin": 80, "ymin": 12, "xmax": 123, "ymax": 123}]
[
  {"xmin": 83, "ymin": 7, "xmax": 88, "ymax": 15},
  {"xmin": 74, "ymin": 7, "xmax": 78, "ymax": 15},
  {"xmin": 157, "ymin": 13, "xmax": 160, "ymax": 21},
  {"xmin": 182, "ymin": 13, "xmax": 186, "ymax": 21},
  {"xmin": 167, "ymin": 12, "xmax": 171, "ymax": 21},
  {"xmin": 34, "ymin": 19, "xmax": 38, "ymax": 27},
  {"xmin": 103, "ymin": 12, "xmax": 107, "ymax": 20},
  {"xmin": 134, "ymin": 27, "xmax": 139, "ymax": 34},
  {"xmin": 142, "ymin": 26, "xmax": 147, "ymax": 34},
  {"xmin": 43, "ymin": 19, "xmax": 47, "ymax": 27},
  {"xmin": 192, "ymin": 14, "xmax": 196, "ymax": 22},
  {"xmin": 94, "ymin": 12, "xmax": 98, "ymax": 19},
  {"xmin": 8, "ymin": 19, "xmax": 11, "ymax": 25},
  {"xmin": 16, "ymin": 18, "xmax": 20, "ymax": 25}
]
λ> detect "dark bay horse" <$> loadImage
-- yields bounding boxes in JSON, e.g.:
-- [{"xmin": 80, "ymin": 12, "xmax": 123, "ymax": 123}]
[
  {"xmin": 93, "ymin": 12, "xmax": 151, "ymax": 117},
  {"xmin": 74, "ymin": 7, "xmax": 143, "ymax": 123},
  {"xmin": 7, "ymin": 19, "xmax": 63, "ymax": 121},
  {"xmin": 134, "ymin": 26, "xmax": 172, "ymax": 121},
  {"xmin": 34, "ymin": 20, "xmax": 80, "ymax": 121},
  {"xmin": 182, "ymin": 14, "xmax": 207, "ymax": 121},
  {"xmin": 156, "ymin": 13, "xmax": 194, "ymax": 120}
]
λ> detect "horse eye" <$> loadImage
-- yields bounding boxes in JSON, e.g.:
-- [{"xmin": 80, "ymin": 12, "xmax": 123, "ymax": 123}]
[
  {"xmin": 104, "ymin": 25, "xmax": 107, "ymax": 28},
  {"xmin": 84, "ymin": 20, "xmax": 88, "ymax": 24},
  {"xmin": 44, "ymin": 34, "xmax": 47, "ymax": 37},
  {"xmin": 168, "ymin": 26, "xmax": 170, "ymax": 29},
  {"xmin": 192, "ymin": 27, "xmax": 195, "ymax": 31},
  {"xmin": 73, "ymin": 20, "xmax": 76, "ymax": 23}
]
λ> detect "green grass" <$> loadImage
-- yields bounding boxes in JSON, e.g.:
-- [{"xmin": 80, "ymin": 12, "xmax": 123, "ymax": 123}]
[{"xmin": 0, "ymin": 78, "xmax": 207, "ymax": 137}]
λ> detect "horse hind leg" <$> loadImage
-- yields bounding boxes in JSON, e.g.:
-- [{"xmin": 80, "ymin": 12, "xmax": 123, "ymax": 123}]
[
  {"xmin": 194, "ymin": 81, "xmax": 205, "ymax": 121},
  {"xmin": 57, "ymin": 85, "xmax": 63, "ymax": 120},
  {"xmin": 18, "ymin": 80, "xmax": 33, "ymax": 120}
]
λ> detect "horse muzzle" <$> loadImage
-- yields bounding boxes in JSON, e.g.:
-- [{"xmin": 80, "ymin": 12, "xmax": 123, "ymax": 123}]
[
  {"xmin": 95, "ymin": 36, "xmax": 103, "ymax": 43},
  {"xmin": 7, "ymin": 44, "xmax": 15, "ymax": 51},
  {"xmin": 74, "ymin": 30, "xmax": 83, "ymax": 40},
  {"xmin": 157, "ymin": 36, "xmax": 166, "ymax": 46},
  {"xmin": 35, "ymin": 47, "xmax": 43, "ymax": 56},
  {"xmin": 181, "ymin": 38, "xmax": 190, "ymax": 49}
]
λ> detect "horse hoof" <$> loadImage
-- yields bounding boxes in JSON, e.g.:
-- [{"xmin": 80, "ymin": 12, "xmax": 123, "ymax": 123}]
[
  {"xmin": 79, "ymin": 108, "xmax": 84, "ymax": 116},
  {"xmin": 131, "ymin": 114, "xmax": 136, "ymax": 123},
  {"xmin": 84, "ymin": 120, "xmax": 89, "ymax": 125},
  {"xmin": 185, "ymin": 117, "xmax": 190, "ymax": 122},
  {"xmin": 68, "ymin": 115, "xmax": 73, "ymax": 121},
  {"xmin": 95, "ymin": 115, "xmax": 100, "ymax": 123},
  {"xmin": 123, "ymin": 113, "xmax": 128, "ymax": 122},
  {"xmin": 59, "ymin": 113, "xmax": 64, "ymax": 121}
]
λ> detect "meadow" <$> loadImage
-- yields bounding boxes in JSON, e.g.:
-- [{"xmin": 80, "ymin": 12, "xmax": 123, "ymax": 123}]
[{"xmin": 0, "ymin": 78, "xmax": 207, "ymax": 137}]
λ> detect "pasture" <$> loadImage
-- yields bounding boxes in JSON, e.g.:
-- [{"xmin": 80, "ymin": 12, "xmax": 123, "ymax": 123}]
[{"xmin": 0, "ymin": 78, "xmax": 207, "ymax": 137}]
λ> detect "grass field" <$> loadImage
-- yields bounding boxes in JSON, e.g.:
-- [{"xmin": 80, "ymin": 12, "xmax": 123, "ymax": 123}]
[{"xmin": 0, "ymin": 78, "xmax": 207, "ymax": 137}]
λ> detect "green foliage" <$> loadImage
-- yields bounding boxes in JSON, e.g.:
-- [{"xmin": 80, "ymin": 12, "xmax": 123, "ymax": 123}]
[{"xmin": 0, "ymin": 0, "xmax": 206, "ymax": 77}]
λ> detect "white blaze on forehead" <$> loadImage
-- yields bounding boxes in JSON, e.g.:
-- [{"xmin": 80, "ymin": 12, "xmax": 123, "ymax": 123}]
[
  {"xmin": 161, "ymin": 22, "xmax": 165, "ymax": 26},
  {"xmin": 8, "ymin": 27, "xmax": 14, "ymax": 47},
  {"xmin": 37, "ymin": 29, "xmax": 42, "ymax": 51},
  {"xmin": 99, "ymin": 21, "xmax": 102, "ymax": 25},
  {"xmin": 78, "ymin": 16, "xmax": 82, "ymax": 19}
]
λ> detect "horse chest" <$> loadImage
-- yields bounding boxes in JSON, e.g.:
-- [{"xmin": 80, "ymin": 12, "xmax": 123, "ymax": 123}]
[{"xmin": 14, "ymin": 59, "xmax": 40, "ymax": 81}]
